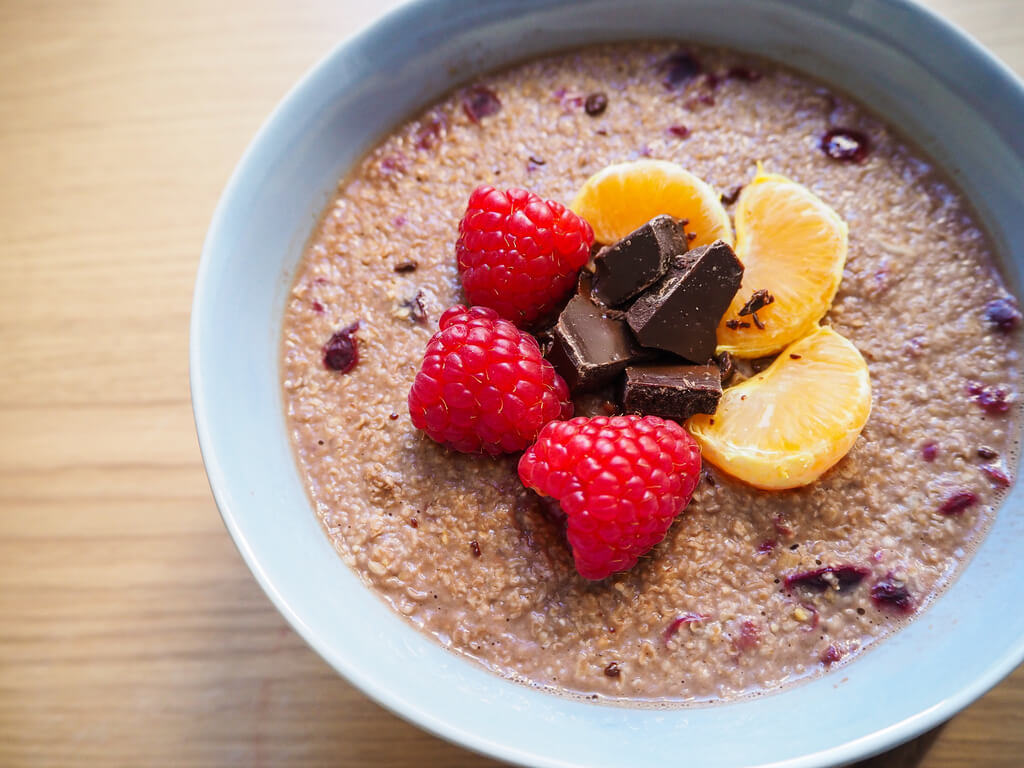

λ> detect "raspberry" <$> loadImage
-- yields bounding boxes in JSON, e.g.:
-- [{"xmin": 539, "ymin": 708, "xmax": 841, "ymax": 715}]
[
  {"xmin": 456, "ymin": 186, "xmax": 594, "ymax": 327},
  {"xmin": 408, "ymin": 305, "xmax": 573, "ymax": 454},
  {"xmin": 518, "ymin": 415, "xmax": 701, "ymax": 580}
]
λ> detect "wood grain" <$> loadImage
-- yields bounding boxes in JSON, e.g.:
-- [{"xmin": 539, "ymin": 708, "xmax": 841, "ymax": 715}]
[{"xmin": 0, "ymin": 1, "xmax": 1021, "ymax": 766}]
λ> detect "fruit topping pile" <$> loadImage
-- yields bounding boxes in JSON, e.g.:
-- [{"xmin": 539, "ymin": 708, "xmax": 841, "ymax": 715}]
[{"xmin": 402, "ymin": 158, "xmax": 875, "ymax": 580}]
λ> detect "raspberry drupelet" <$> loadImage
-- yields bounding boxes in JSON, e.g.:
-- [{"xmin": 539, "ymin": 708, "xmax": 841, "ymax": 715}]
[
  {"xmin": 456, "ymin": 185, "xmax": 594, "ymax": 328},
  {"xmin": 519, "ymin": 415, "xmax": 702, "ymax": 580},
  {"xmin": 408, "ymin": 305, "xmax": 573, "ymax": 455}
]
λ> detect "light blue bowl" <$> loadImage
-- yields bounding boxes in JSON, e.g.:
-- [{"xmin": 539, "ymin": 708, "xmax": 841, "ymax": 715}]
[{"xmin": 191, "ymin": 1, "xmax": 1024, "ymax": 765}]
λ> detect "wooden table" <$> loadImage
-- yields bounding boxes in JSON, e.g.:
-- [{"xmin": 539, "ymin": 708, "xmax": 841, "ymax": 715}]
[{"xmin": 2, "ymin": 1, "xmax": 1022, "ymax": 765}]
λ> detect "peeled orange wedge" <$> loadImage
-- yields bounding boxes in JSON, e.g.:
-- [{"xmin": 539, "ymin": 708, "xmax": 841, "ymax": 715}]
[
  {"xmin": 716, "ymin": 169, "xmax": 848, "ymax": 358},
  {"xmin": 688, "ymin": 326, "xmax": 871, "ymax": 490},
  {"xmin": 571, "ymin": 159, "xmax": 733, "ymax": 247}
]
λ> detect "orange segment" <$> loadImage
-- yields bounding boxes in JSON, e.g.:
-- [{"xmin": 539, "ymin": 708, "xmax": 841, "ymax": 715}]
[
  {"xmin": 688, "ymin": 326, "xmax": 871, "ymax": 490},
  {"xmin": 570, "ymin": 160, "xmax": 733, "ymax": 247},
  {"xmin": 716, "ymin": 169, "xmax": 848, "ymax": 358}
]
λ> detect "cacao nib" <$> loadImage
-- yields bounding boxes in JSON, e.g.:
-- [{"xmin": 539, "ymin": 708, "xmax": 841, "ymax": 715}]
[
  {"xmin": 462, "ymin": 86, "xmax": 501, "ymax": 123},
  {"xmin": 739, "ymin": 288, "xmax": 774, "ymax": 317},
  {"xmin": 870, "ymin": 574, "xmax": 914, "ymax": 614},
  {"xmin": 668, "ymin": 124, "xmax": 690, "ymax": 139},
  {"xmin": 604, "ymin": 661, "xmax": 621, "ymax": 678},
  {"xmin": 820, "ymin": 128, "xmax": 870, "ymax": 163},
  {"xmin": 469, "ymin": 540, "xmax": 482, "ymax": 557},
  {"xmin": 715, "ymin": 351, "xmax": 735, "ymax": 383},
  {"xmin": 322, "ymin": 321, "xmax": 360, "ymax": 373},
  {"xmin": 984, "ymin": 297, "xmax": 1022, "ymax": 332},
  {"xmin": 784, "ymin": 565, "xmax": 870, "ymax": 592},
  {"xmin": 939, "ymin": 489, "xmax": 978, "ymax": 515},
  {"xmin": 393, "ymin": 260, "xmax": 418, "ymax": 273},
  {"xmin": 977, "ymin": 445, "xmax": 999, "ymax": 460},
  {"xmin": 719, "ymin": 184, "xmax": 743, "ymax": 205}
]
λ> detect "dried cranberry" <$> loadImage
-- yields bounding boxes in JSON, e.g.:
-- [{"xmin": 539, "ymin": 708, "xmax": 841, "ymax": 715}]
[
  {"xmin": 584, "ymin": 92, "xmax": 608, "ymax": 116},
  {"xmin": 982, "ymin": 465, "xmax": 1011, "ymax": 487},
  {"xmin": 462, "ymin": 86, "xmax": 501, "ymax": 123},
  {"xmin": 966, "ymin": 381, "xmax": 1012, "ymax": 413},
  {"xmin": 311, "ymin": 301, "xmax": 325, "ymax": 313},
  {"xmin": 727, "ymin": 66, "xmax": 762, "ymax": 82},
  {"xmin": 984, "ymin": 298, "xmax": 1022, "ymax": 332},
  {"xmin": 661, "ymin": 51, "xmax": 701, "ymax": 89},
  {"xmin": 470, "ymin": 540, "xmax": 482, "ymax": 557},
  {"xmin": 756, "ymin": 540, "xmax": 776, "ymax": 554},
  {"xmin": 820, "ymin": 645, "xmax": 843, "ymax": 665},
  {"xmin": 939, "ymin": 489, "xmax": 978, "ymax": 515},
  {"xmin": 414, "ymin": 111, "xmax": 448, "ymax": 150},
  {"xmin": 379, "ymin": 153, "xmax": 406, "ymax": 175},
  {"xmin": 734, "ymin": 619, "xmax": 761, "ymax": 651},
  {"xmin": 663, "ymin": 612, "xmax": 708, "ymax": 643},
  {"xmin": 921, "ymin": 441, "xmax": 938, "ymax": 462},
  {"xmin": 773, "ymin": 514, "xmax": 793, "ymax": 538},
  {"xmin": 784, "ymin": 565, "xmax": 870, "ymax": 592},
  {"xmin": 870, "ymin": 575, "xmax": 914, "ymax": 614},
  {"xmin": 820, "ymin": 128, "xmax": 870, "ymax": 163},
  {"xmin": 604, "ymin": 661, "xmax": 621, "ymax": 678},
  {"xmin": 668, "ymin": 124, "xmax": 690, "ymax": 139},
  {"xmin": 322, "ymin": 321, "xmax": 360, "ymax": 373}
]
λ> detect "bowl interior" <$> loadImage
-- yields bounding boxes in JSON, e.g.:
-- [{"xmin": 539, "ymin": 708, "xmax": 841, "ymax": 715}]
[{"xmin": 191, "ymin": 1, "xmax": 1024, "ymax": 766}]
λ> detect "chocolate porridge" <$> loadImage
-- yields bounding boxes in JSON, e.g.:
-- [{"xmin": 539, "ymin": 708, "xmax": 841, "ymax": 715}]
[{"xmin": 280, "ymin": 43, "xmax": 1020, "ymax": 703}]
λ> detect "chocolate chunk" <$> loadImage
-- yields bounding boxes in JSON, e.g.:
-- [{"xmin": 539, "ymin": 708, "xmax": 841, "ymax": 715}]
[
  {"xmin": 592, "ymin": 215, "xmax": 688, "ymax": 306},
  {"xmin": 623, "ymin": 364, "xmax": 722, "ymax": 421},
  {"xmin": 546, "ymin": 295, "xmax": 653, "ymax": 392},
  {"xmin": 626, "ymin": 240, "xmax": 744, "ymax": 361}
]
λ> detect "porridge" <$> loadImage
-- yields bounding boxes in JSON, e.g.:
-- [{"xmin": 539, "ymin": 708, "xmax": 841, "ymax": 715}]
[{"xmin": 280, "ymin": 43, "xmax": 1020, "ymax": 703}]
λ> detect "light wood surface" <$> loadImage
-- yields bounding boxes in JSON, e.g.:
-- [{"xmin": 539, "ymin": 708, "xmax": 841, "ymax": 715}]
[{"xmin": 1, "ymin": 1, "xmax": 1022, "ymax": 766}]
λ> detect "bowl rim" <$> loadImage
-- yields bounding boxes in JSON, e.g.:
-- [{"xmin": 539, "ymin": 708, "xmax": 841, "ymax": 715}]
[{"xmin": 191, "ymin": 1, "xmax": 1024, "ymax": 766}]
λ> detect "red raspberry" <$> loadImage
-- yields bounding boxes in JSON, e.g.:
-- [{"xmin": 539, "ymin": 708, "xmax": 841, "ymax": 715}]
[
  {"xmin": 456, "ymin": 185, "xmax": 595, "ymax": 327},
  {"xmin": 518, "ymin": 415, "xmax": 701, "ymax": 580},
  {"xmin": 408, "ymin": 305, "xmax": 573, "ymax": 454}
]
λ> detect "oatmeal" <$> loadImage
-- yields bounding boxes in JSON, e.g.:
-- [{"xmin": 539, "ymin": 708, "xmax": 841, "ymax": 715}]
[{"xmin": 280, "ymin": 43, "xmax": 1020, "ymax": 703}]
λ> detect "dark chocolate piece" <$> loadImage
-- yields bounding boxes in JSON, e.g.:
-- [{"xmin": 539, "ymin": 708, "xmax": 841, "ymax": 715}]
[
  {"xmin": 626, "ymin": 240, "xmax": 744, "ymax": 361},
  {"xmin": 546, "ymin": 295, "xmax": 653, "ymax": 392},
  {"xmin": 622, "ymin": 364, "xmax": 722, "ymax": 421},
  {"xmin": 592, "ymin": 215, "xmax": 688, "ymax": 307}
]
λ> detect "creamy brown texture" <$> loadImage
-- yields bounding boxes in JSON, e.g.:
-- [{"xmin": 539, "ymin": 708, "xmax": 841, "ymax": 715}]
[{"xmin": 281, "ymin": 43, "xmax": 1020, "ymax": 703}]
